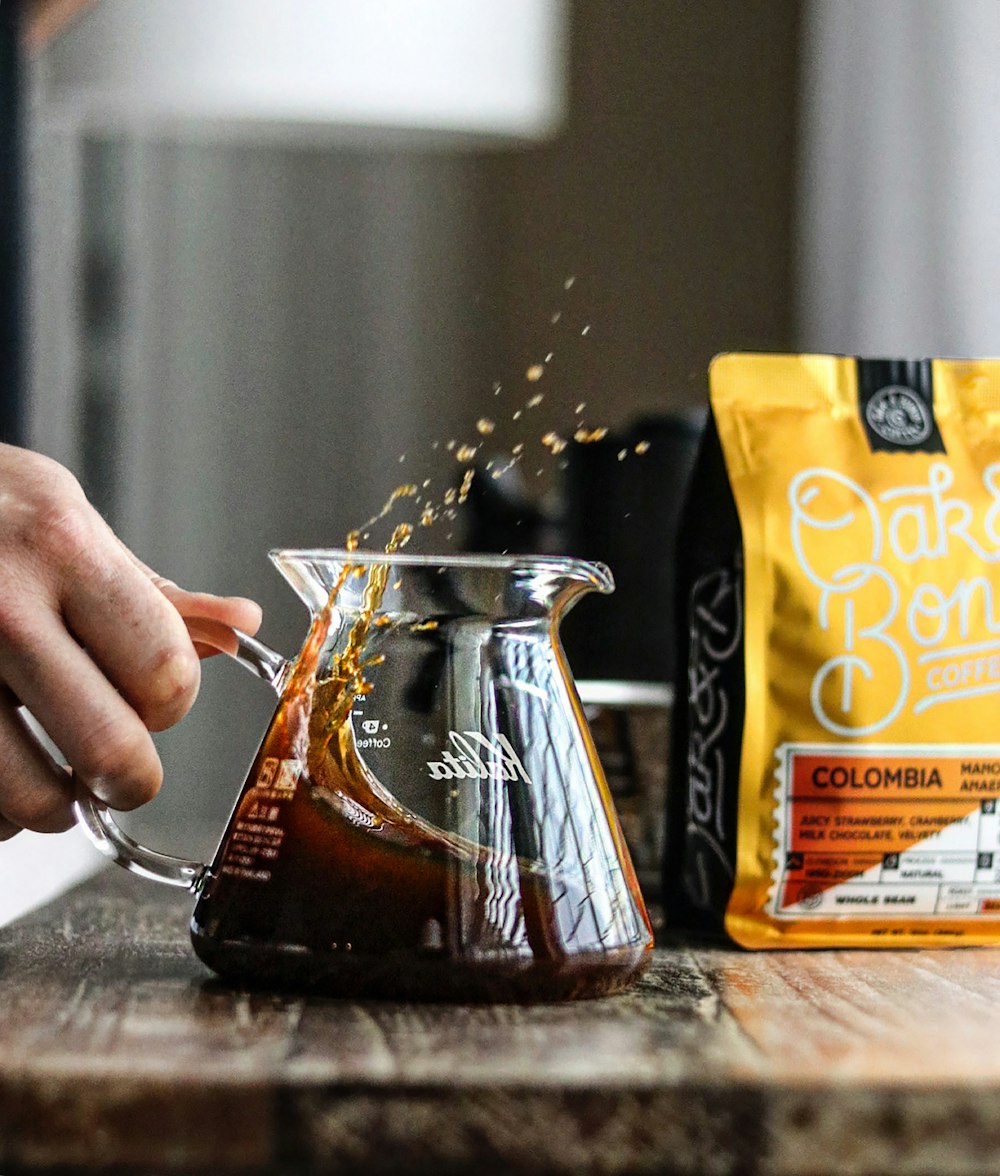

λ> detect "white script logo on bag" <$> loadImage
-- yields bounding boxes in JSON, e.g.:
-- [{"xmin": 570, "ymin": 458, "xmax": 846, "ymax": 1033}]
[
  {"xmin": 425, "ymin": 731, "xmax": 533, "ymax": 784},
  {"xmin": 788, "ymin": 460, "xmax": 1000, "ymax": 736}
]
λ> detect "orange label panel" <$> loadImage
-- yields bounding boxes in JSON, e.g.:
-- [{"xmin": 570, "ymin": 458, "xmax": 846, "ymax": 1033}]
[{"xmin": 771, "ymin": 744, "xmax": 1000, "ymax": 916}]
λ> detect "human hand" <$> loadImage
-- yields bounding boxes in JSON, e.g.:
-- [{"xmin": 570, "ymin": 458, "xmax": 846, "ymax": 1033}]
[{"xmin": 0, "ymin": 444, "xmax": 262, "ymax": 840}]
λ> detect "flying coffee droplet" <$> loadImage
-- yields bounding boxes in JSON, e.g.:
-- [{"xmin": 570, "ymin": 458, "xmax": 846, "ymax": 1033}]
[
  {"xmin": 574, "ymin": 426, "xmax": 608, "ymax": 444},
  {"xmin": 527, "ymin": 393, "xmax": 544, "ymax": 408},
  {"xmin": 458, "ymin": 468, "xmax": 476, "ymax": 503},
  {"xmin": 564, "ymin": 275, "xmax": 576, "ymax": 290},
  {"xmin": 550, "ymin": 311, "xmax": 562, "ymax": 324},
  {"xmin": 575, "ymin": 402, "xmax": 586, "ymax": 414},
  {"xmin": 410, "ymin": 620, "xmax": 439, "ymax": 633},
  {"xmin": 477, "ymin": 418, "xmax": 495, "ymax": 435},
  {"xmin": 444, "ymin": 487, "xmax": 457, "ymax": 506},
  {"xmin": 545, "ymin": 352, "xmax": 554, "ymax": 363},
  {"xmin": 542, "ymin": 431, "xmax": 568, "ymax": 455},
  {"xmin": 513, "ymin": 410, "xmax": 522, "ymax": 421},
  {"xmin": 617, "ymin": 449, "xmax": 627, "ymax": 462},
  {"xmin": 526, "ymin": 364, "xmax": 545, "ymax": 382},
  {"xmin": 455, "ymin": 444, "xmax": 478, "ymax": 463},
  {"xmin": 446, "ymin": 439, "xmax": 456, "ymax": 451},
  {"xmin": 387, "ymin": 522, "xmax": 413, "ymax": 552},
  {"xmin": 512, "ymin": 442, "xmax": 524, "ymax": 455},
  {"xmin": 635, "ymin": 440, "xmax": 651, "ymax": 455},
  {"xmin": 420, "ymin": 509, "xmax": 434, "ymax": 527},
  {"xmin": 581, "ymin": 324, "xmax": 591, "ymax": 336}
]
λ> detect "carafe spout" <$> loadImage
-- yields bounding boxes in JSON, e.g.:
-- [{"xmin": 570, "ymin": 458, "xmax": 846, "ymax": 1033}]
[
  {"xmin": 563, "ymin": 559, "xmax": 615, "ymax": 596},
  {"xmin": 269, "ymin": 550, "xmax": 345, "ymax": 615},
  {"xmin": 541, "ymin": 558, "xmax": 615, "ymax": 620}
]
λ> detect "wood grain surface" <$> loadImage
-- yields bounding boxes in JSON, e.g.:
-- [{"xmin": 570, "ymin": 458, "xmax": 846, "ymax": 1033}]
[{"xmin": 2, "ymin": 869, "xmax": 1000, "ymax": 1175}]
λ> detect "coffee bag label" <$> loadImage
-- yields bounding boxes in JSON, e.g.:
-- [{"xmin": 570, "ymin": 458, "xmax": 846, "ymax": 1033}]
[
  {"xmin": 770, "ymin": 742, "xmax": 1000, "ymax": 921},
  {"xmin": 669, "ymin": 353, "xmax": 1000, "ymax": 947}
]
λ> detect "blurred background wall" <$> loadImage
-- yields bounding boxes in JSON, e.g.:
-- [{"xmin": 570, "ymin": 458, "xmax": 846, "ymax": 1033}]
[
  {"xmin": 476, "ymin": 3, "xmax": 799, "ymax": 433},
  {"xmin": 9, "ymin": 0, "xmax": 804, "ymax": 913},
  {"xmin": 797, "ymin": 0, "xmax": 1000, "ymax": 357}
]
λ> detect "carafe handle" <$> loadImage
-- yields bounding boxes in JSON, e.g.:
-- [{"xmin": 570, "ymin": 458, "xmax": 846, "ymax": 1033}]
[{"xmin": 73, "ymin": 630, "xmax": 290, "ymax": 892}]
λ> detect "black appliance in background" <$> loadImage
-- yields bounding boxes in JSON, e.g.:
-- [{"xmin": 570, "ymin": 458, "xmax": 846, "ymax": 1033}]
[
  {"xmin": 464, "ymin": 411, "xmax": 705, "ymax": 687},
  {"xmin": 557, "ymin": 413, "xmax": 704, "ymax": 685}
]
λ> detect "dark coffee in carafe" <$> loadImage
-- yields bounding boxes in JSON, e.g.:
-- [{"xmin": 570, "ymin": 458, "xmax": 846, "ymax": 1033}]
[{"xmin": 190, "ymin": 550, "xmax": 652, "ymax": 1001}]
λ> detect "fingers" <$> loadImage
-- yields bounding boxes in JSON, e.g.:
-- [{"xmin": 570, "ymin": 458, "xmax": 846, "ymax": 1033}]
[
  {"xmin": 160, "ymin": 585, "xmax": 264, "ymax": 646},
  {"xmin": 0, "ymin": 605, "xmax": 163, "ymax": 811},
  {"xmin": 0, "ymin": 695, "xmax": 75, "ymax": 833},
  {"xmin": 0, "ymin": 454, "xmax": 169, "ymax": 816},
  {"xmin": 118, "ymin": 541, "xmax": 264, "ymax": 657},
  {"xmin": 59, "ymin": 551, "xmax": 202, "ymax": 736},
  {"xmin": 160, "ymin": 585, "xmax": 263, "ymax": 660},
  {"xmin": 0, "ymin": 445, "xmax": 265, "ymax": 836},
  {"xmin": 1, "ymin": 469, "xmax": 205, "ymax": 736},
  {"xmin": 183, "ymin": 616, "xmax": 246, "ymax": 658}
]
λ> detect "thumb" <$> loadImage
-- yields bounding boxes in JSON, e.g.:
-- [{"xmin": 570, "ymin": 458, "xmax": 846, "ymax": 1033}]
[{"xmin": 113, "ymin": 538, "xmax": 263, "ymax": 657}]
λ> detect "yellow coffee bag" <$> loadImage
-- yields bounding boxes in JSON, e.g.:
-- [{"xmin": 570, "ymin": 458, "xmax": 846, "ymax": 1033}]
[{"xmin": 666, "ymin": 353, "xmax": 1000, "ymax": 946}]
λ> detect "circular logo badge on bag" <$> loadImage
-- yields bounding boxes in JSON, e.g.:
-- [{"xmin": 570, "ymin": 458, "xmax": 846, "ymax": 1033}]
[{"xmin": 864, "ymin": 384, "xmax": 933, "ymax": 446}]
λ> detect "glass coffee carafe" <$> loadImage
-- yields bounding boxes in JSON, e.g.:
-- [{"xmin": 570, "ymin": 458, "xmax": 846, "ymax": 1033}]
[{"xmin": 77, "ymin": 549, "xmax": 653, "ymax": 1001}]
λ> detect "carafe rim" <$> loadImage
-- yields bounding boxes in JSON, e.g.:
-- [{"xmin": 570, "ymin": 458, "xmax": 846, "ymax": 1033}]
[{"xmin": 269, "ymin": 547, "xmax": 614, "ymax": 593}]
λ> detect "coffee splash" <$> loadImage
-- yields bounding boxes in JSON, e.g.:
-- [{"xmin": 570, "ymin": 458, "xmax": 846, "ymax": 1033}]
[
  {"xmin": 302, "ymin": 277, "xmax": 651, "ymax": 728},
  {"xmin": 270, "ymin": 275, "xmax": 654, "ymax": 814}
]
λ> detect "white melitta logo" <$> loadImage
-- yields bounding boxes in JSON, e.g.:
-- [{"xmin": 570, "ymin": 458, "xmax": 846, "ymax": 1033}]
[{"xmin": 425, "ymin": 731, "xmax": 533, "ymax": 784}]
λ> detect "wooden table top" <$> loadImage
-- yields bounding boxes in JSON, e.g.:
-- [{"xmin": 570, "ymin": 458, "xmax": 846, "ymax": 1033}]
[{"xmin": 2, "ymin": 869, "xmax": 1000, "ymax": 1176}]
